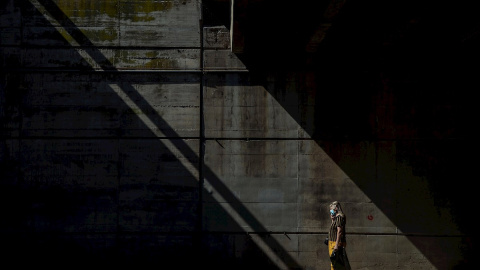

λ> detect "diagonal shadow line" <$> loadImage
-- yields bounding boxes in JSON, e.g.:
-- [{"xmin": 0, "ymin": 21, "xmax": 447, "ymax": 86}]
[{"xmin": 35, "ymin": 0, "xmax": 301, "ymax": 268}]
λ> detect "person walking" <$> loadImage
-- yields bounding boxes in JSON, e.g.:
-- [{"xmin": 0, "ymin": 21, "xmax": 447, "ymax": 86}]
[{"xmin": 328, "ymin": 201, "xmax": 351, "ymax": 270}]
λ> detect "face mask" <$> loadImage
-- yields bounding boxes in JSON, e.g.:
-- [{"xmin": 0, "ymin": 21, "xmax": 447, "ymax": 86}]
[{"xmin": 330, "ymin": 209, "xmax": 336, "ymax": 216}]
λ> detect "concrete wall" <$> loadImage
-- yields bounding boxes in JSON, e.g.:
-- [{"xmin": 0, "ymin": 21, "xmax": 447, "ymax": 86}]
[{"xmin": 1, "ymin": 0, "xmax": 475, "ymax": 269}]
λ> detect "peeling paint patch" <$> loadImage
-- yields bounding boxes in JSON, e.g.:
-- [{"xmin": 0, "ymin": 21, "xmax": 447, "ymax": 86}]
[{"xmin": 119, "ymin": 0, "xmax": 174, "ymax": 22}]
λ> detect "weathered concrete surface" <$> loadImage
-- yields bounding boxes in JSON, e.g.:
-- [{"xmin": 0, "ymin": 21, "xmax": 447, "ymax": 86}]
[
  {"xmin": 24, "ymin": 0, "xmax": 200, "ymax": 47},
  {"xmin": 0, "ymin": 48, "xmax": 200, "ymax": 70},
  {"xmin": 203, "ymin": 72, "xmax": 313, "ymax": 138},
  {"xmin": 1, "ymin": 0, "xmax": 477, "ymax": 269},
  {"xmin": 3, "ymin": 72, "xmax": 200, "ymax": 137}
]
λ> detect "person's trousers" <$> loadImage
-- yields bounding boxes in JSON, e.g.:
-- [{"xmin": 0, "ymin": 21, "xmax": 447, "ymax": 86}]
[{"xmin": 328, "ymin": 241, "xmax": 347, "ymax": 270}]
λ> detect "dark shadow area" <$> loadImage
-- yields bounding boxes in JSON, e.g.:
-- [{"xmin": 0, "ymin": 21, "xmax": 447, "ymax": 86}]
[
  {"xmin": 230, "ymin": 0, "xmax": 478, "ymax": 268},
  {"xmin": 203, "ymin": 0, "xmax": 231, "ymax": 28},
  {"xmin": 234, "ymin": 0, "xmax": 333, "ymax": 69},
  {"xmin": 0, "ymin": 0, "xmax": 303, "ymax": 269},
  {"xmin": 314, "ymin": 0, "xmax": 477, "ymax": 237}
]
